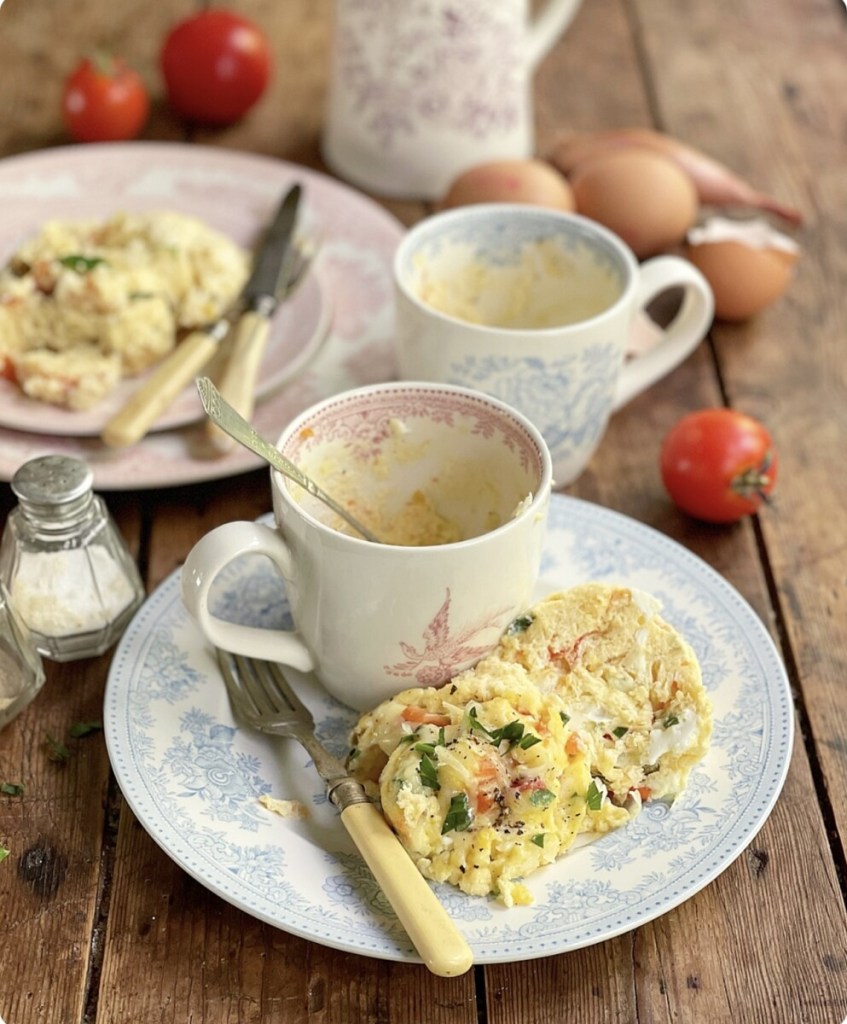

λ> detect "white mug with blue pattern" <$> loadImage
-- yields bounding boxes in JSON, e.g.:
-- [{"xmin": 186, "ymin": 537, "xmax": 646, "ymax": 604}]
[{"xmin": 394, "ymin": 205, "xmax": 714, "ymax": 485}]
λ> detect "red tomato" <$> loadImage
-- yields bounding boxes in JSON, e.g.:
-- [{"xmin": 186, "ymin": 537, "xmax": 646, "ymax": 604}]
[
  {"xmin": 62, "ymin": 54, "xmax": 149, "ymax": 143},
  {"xmin": 160, "ymin": 9, "xmax": 272, "ymax": 125},
  {"xmin": 660, "ymin": 408, "xmax": 777, "ymax": 523}
]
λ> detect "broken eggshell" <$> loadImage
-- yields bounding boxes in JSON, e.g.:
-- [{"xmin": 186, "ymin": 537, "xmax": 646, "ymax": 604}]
[{"xmin": 684, "ymin": 217, "xmax": 800, "ymax": 322}]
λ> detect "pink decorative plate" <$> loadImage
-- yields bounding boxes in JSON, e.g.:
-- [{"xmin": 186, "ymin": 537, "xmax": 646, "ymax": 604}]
[{"xmin": 0, "ymin": 143, "xmax": 404, "ymax": 489}]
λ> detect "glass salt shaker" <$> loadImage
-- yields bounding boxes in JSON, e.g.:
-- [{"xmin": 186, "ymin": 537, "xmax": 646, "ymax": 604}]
[
  {"xmin": 0, "ymin": 455, "xmax": 145, "ymax": 661},
  {"xmin": 0, "ymin": 577, "xmax": 46, "ymax": 730}
]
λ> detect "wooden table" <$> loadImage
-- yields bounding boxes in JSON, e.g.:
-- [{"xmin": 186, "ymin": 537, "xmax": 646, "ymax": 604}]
[{"xmin": 2, "ymin": 2, "xmax": 846, "ymax": 1021}]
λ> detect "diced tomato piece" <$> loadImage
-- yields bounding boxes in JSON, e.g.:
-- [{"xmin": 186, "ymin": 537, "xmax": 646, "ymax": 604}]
[
  {"xmin": 547, "ymin": 629, "xmax": 601, "ymax": 668},
  {"xmin": 476, "ymin": 789, "xmax": 497, "ymax": 813},
  {"xmin": 566, "ymin": 732, "xmax": 585, "ymax": 758},
  {"xmin": 400, "ymin": 705, "xmax": 451, "ymax": 727},
  {"xmin": 473, "ymin": 755, "xmax": 504, "ymax": 813}
]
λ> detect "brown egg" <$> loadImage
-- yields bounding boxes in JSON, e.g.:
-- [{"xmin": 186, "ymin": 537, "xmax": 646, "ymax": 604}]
[
  {"xmin": 438, "ymin": 159, "xmax": 576, "ymax": 212},
  {"xmin": 570, "ymin": 148, "xmax": 699, "ymax": 258},
  {"xmin": 684, "ymin": 217, "xmax": 799, "ymax": 321}
]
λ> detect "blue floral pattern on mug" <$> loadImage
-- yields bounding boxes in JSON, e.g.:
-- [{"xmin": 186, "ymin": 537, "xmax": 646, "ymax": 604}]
[{"xmin": 448, "ymin": 341, "xmax": 621, "ymax": 474}]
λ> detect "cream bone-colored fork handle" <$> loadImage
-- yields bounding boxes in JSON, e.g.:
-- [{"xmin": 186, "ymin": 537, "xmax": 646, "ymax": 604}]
[
  {"xmin": 100, "ymin": 319, "xmax": 229, "ymax": 448},
  {"xmin": 205, "ymin": 304, "xmax": 271, "ymax": 451},
  {"xmin": 335, "ymin": 792, "xmax": 474, "ymax": 977}
]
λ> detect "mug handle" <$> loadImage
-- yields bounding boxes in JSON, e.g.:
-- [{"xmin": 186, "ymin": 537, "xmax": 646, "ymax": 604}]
[
  {"xmin": 612, "ymin": 256, "xmax": 715, "ymax": 412},
  {"xmin": 527, "ymin": 0, "xmax": 583, "ymax": 67},
  {"xmin": 180, "ymin": 521, "xmax": 315, "ymax": 671}
]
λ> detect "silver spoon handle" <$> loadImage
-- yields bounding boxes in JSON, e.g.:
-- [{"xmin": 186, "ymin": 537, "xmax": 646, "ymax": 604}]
[{"xmin": 196, "ymin": 377, "xmax": 379, "ymax": 543}]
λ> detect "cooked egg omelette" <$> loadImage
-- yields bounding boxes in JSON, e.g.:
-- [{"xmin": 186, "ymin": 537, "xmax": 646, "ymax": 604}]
[
  {"xmin": 0, "ymin": 210, "xmax": 249, "ymax": 410},
  {"xmin": 348, "ymin": 583, "xmax": 712, "ymax": 905},
  {"xmin": 351, "ymin": 665, "xmax": 593, "ymax": 907},
  {"xmin": 495, "ymin": 584, "xmax": 713, "ymax": 805}
]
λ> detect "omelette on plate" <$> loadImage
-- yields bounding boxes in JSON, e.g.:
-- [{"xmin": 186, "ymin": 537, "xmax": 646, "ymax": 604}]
[
  {"xmin": 0, "ymin": 210, "xmax": 248, "ymax": 410},
  {"xmin": 348, "ymin": 583, "xmax": 713, "ymax": 906}
]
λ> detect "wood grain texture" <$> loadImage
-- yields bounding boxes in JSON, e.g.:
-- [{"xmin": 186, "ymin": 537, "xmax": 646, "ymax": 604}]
[{"xmin": 1, "ymin": 0, "xmax": 846, "ymax": 1020}]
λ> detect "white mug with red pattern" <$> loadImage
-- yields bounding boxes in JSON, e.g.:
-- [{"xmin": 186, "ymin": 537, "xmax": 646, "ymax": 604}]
[{"xmin": 181, "ymin": 382, "xmax": 552, "ymax": 711}]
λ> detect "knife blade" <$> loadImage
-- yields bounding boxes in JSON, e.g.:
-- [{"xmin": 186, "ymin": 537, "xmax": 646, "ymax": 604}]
[
  {"xmin": 100, "ymin": 184, "xmax": 302, "ymax": 450},
  {"xmin": 206, "ymin": 184, "xmax": 303, "ymax": 451}
]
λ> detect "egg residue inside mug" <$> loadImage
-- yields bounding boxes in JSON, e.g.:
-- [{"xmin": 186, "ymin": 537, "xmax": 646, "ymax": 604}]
[
  {"xmin": 290, "ymin": 418, "xmax": 527, "ymax": 546},
  {"xmin": 412, "ymin": 238, "xmax": 622, "ymax": 330}
]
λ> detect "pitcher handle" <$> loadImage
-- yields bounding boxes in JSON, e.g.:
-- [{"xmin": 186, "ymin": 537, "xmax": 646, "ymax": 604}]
[{"xmin": 527, "ymin": 0, "xmax": 583, "ymax": 67}]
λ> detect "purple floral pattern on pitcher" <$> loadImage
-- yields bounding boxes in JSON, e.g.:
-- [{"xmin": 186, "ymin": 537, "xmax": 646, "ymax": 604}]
[{"xmin": 335, "ymin": 0, "xmax": 523, "ymax": 148}]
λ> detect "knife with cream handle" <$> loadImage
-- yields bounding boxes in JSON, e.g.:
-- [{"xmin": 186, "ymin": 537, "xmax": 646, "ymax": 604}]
[
  {"xmin": 206, "ymin": 184, "xmax": 303, "ymax": 451},
  {"xmin": 99, "ymin": 184, "xmax": 302, "ymax": 449},
  {"xmin": 99, "ymin": 319, "xmax": 231, "ymax": 448}
]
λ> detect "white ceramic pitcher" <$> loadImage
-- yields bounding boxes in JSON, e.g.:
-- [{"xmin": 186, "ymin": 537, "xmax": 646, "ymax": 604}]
[{"xmin": 321, "ymin": 0, "xmax": 583, "ymax": 200}]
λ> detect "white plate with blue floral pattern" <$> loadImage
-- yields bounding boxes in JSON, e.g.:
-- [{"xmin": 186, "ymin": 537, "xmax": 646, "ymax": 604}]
[{"xmin": 104, "ymin": 495, "xmax": 793, "ymax": 964}]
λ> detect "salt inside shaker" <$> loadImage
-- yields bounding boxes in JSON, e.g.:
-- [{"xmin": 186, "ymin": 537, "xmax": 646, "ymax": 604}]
[
  {"xmin": 0, "ymin": 455, "xmax": 145, "ymax": 661},
  {"xmin": 0, "ymin": 577, "xmax": 46, "ymax": 730}
]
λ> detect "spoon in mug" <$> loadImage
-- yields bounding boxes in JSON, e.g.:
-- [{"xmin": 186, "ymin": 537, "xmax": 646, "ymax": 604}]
[{"xmin": 196, "ymin": 377, "xmax": 380, "ymax": 544}]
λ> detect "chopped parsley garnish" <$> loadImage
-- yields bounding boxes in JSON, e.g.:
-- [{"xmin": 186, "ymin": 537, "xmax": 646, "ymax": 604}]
[
  {"xmin": 0, "ymin": 782, "xmax": 23, "ymax": 796},
  {"xmin": 531, "ymin": 833, "xmax": 545, "ymax": 848},
  {"xmin": 44, "ymin": 734, "xmax": 71, "ymax": 763},
  {"xmin": 505, "ymin": 614, "xmax": 534, "ymax": 636},
  {"xmin": 586, "ymin": 779, "xmax": 605, "ymax": 811},
  {"xmin": 529, "ymin": 787, "xmax": 554, "ymax": 808},
  {"xmin": 58, "ymin": 254, "xmax": 106, "ymax": 274},
  {"xmin": 468, "ymin": 707, "xmax": 541, "ymax": 750},
  {"xmin": 0, "ymin": 847, "xmax": 9, "ymax": 864},
  {"xmin": 663, "ymin": 715, "xmax": 680, "ymax": 728},
  {"xmin": 441, "ymin": 793, "xmax": 472, "ymax": 834},
  {"xmin": 559, "ymin": 711, "xmax": 570, "ymax": 724},
  {"xmin": 418, "ymin": 751, "xmax": 440, "ymax": 791},
  {"xmin": 612, "ymin": 726, "xmax": 629, "ymax": 739},
  {"xmin": 69, "ymin": 721, "xmax": 102, "ymax": 738}
]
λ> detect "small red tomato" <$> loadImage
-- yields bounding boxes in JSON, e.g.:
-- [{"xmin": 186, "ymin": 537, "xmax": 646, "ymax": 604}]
[
  {"xmin": 660, "ymin": 408, "xmax": 777, "ymax": 523},
  {"xmin": 160, "ymin": 9, "xmax": 272, "ymax": 126},
  {"xmin": 62, "ymin": 54, "xmax": 149, "ymax": 143}
]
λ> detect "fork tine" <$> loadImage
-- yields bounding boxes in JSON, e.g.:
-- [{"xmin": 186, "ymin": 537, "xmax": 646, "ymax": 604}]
[
  {"xmin": 263, "ymin": 661, "xmax": 313, "ymax": 721},
  {"xmin": 234, "ymin": 655, "xmax": 280, "ymax": 718},
  {"xmin": 217, "ymin": 649, "xmax": 260, "ymax": 722}
]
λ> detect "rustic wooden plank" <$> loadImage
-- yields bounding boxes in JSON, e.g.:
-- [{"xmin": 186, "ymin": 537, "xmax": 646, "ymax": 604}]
[
  {"xmin": 534, "ymin": 0, "xmax": 650, "ymax": 144},
  {"xmin": 484, "ymin": 0, "xmax": 847, "ymax": 1022},
  {"xmin": 642, "ymin": 0, "xmax": 847, "ymax": 868},
  {"xmin": 0, "ymin": 493, "xmax": 145, "ymax": 1018},
  {"xmin": 0, "ymin": 0, "xmax": 194, "ymax": 154},
  {"xmin": 0, "ymin": 654, "xmax": 113, "ymax": 1023},
  {"xmin": 628, "ymin": 745, "xmax": 847, "ymax": 1024},
  {"xmin": 97, "ymin": 805, "xmax": 478, "ymax": 1024}
]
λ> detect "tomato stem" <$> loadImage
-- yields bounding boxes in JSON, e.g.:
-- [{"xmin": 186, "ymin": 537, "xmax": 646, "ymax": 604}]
[
  {"xmin": 90, "ymin": 49, "xmax": 117, "ymax": 78},
  {"xmin": 732, "ymin": 451, "xmax": 775, "ymax": 504}
]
